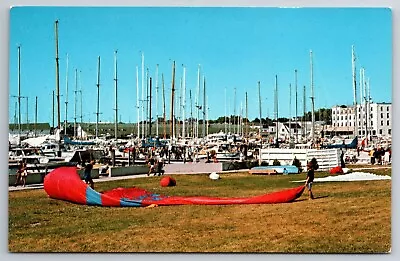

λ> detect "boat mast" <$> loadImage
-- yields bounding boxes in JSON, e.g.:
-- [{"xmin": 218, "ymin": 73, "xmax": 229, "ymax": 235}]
[
  {"xmin": 303, "ymin": 85, "xmax": 306, "ymax": 140},
  {"xmin": 233, "ymin": 87, "xmax": 236, "ymax": 134},
  {"xmin": 145, "ymin": 68, "xmax": 149, "ymax": 137},
  {"xmin": 289, "ymin": 83, "xmax": 292, "ymax": 143},
  {"xmin": 363, "ymin": 68, "xmax": 367, "ymax": 141},
  {"xmin": 190, "ymin": 89, "xmax": 193, "ymax": 137},
  {"xmin": 206, "ymin": 95, "xmax": 209, "ymax": 136},
  {"xmin": 141, "ymin": 52, "xmax": 145, "ymax": 139},
  {"xmin": 257, "ymin": 81, "xmax": 262, "ymax": 140},
  {"xmin": 79, "ymin": 71, "xmax": 83, "ymax": 139},
  {"xmin": 14, "ymin": 101, "xmax": 17, "ymax": 125},
  {"xmin": 295, "ymin": 69, "xmax": 298, "ymax": 143},
  {"xmin": 310, "ymin": 50, "xmax": 315, "ymax": 145},
  {"xmin": 55, "ymin": 20, "xmax": 61, "ymax": 134},
  {"xmin": 64, "ymin": 53, "xmax": 69, "ymax": 136},
  {"xmin": 351, "ymin": 45, "xmax": 358, "ymax": 137},
  {"xmin": 52, "ymin": 91, "xmax": 55, "ymax": 129},
  {"xmin": 26, "ymin": 97, "xmax": 29, "ymax": 126},
  {"xmin": 182, "ymin": 65, "xmax": 186, "ymax": 139},
  {"xmin": 178, "ymin": 78, "xmax": 182, "ymax": 137},
  {"xmin": 366, "ymin": 77, "xmax": 371, "ymax": 144},
  {"xmin": 170, "ymin": 61, "xmax": 176, "ymax": 139},
  {"xmin": 202, "ymin": 76, "xmax": 206, "ymax": 138},
  {"xmin": 17, "ymin": 45, "xmax": 21, "ymax": 145},
  {"xmin": 114, "ymin": 50, "xmax": 118, "ymax": 140},
  {"xmin": 359, "ymin": 67, "xmax": 364, "ymax": 138},
  {"xmin": 95, "ymin": 56, "xmax": 101, "ymax": 139},
  {"xmin": 162, "ymin": 73, "xmax": 166, "ymax": 139},
  {"xmin": 352, "ymin": 45, "xmax": 358, "ymax": 139},
  {"xmin": 196, "ymin": 64, "xmax": 201, "ymax": 139},
  {"xmin": 224, "ymin": 87, "xmax": 227, "ymax": 134},
  {"xmin": 35, "ymin": 96, "xmax": 37, "ymax": 137},
  {"xmin": 240, "ymin": 101, "xmax": 243, "ymax": 136},
  {"xmin": 74, "ymin": 69, "xmax": 77, "ymax": 139},
  {"xmin": 155, "ymin": 64, "xmax": 159, "ymax": 137},
  {"xmin": 275, "ymin": 75, "xmax": 279, "ymax": 147},
  {"xmin": 149, "ymin": 77, "xmax": 152, "ymax": 137},
  {"xmin": 136, "ymin": 66, "xmax": 140, "ymax": 138},
  {"xmin": 245, "ymin": 91, "xmax": 248, "ymax": 138},
  {"xmin": 363, "ymin": 69, "xmax": 369, "ymax": 140},
  {"xmin": 228, "ymin": 99, "xmax": 231, "ymax": 133}
]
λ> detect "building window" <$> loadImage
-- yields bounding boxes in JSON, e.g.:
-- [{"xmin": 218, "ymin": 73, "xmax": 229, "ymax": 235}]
[
  {"xmin": 373, "ymin": 130, "xmax": 376, "ymax": 135},
  {"xmin": 349, "ymin": 122, "xmax": 352, "ymax": 126},
  {"xmin": 387, "ymin": 107, "xmax": 389, "ymax": 111},
  {"xmin": 381, "ymin": 121, "xmax": 383, "ymax": 126},
  {"xmin": 341, "ymin": 122, "xmax": 343, "ymax": 126},
  {"xmin": 381, "ymin": 113, "xmax": 383, "ymax": 118},
  {"xmin": 389, "ymin": 129, "xmax": 391, "ymax": 135},
  {"xmin": 345, "ymin": 122, "xmax": 347, "ymax": 126},
  {"xmin": 387, "ymin": 113, "xmax": 389, "ymax": 118},
  {"xmin": 371, "ymin": 107, "xmax": 373, "ymax": 111},
  {"xmin": 379, "ymin": 129, "xmax": 383, "ymax": 135},
  {"xmin": 387, "ymin": 120, "xmax": 390, "ymax": 126},
  {"xmin": 371, "ymin": 121, "xmax": 373, "ymax": 127},
  {"xmin": 345, "ymin": 116, "xmax": 347, "ymax": 120}
]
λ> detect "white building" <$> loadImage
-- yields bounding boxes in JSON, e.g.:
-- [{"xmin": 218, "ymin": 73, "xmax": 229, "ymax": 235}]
[{"xmin": 331, "ymin": 102, "xmax": 392, "ymax": 138}]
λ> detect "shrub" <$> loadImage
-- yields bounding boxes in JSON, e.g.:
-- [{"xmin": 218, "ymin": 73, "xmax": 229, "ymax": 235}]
[
  {"xmin": 292, "ymin": 157, "xmax": 303, "ymax": 173},
  {"xmin": 272, "ymin": 159, "xmax": 281, "ymax": 166},
  {"xmin": 308, "ymin": 157, "xmax": 319, "ymax": 170},
  {"xmin": 260, "ymin": 161, "xmax": 269, "ymax": 166}
]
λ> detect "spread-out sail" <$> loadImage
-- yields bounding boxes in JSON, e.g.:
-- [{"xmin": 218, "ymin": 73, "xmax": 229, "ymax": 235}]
[{"xmin": 44, "ymin": 167, "xmax": 305, "ymax": 207}]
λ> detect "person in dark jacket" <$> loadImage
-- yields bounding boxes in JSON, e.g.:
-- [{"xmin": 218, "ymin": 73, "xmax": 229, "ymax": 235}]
[
  {"xmin": 305, "ymin": 161, "xmax": 315, "ymax": 200},
  {"xmin": 83, "ymin": 160, "xmax": 95, "ymax": 189},
  {"xmin": 340, "ymin": 149, "xmax": 346, "ymax": 168}
]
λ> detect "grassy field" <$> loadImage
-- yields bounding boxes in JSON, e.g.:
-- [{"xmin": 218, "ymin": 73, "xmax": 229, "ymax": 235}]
[{"xmin": 8, "ymin": 168, "xmax": 391, "ymax": 253}]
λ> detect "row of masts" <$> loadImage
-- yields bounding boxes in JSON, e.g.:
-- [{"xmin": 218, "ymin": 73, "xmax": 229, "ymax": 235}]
[{"xmin": 13, "ymin": 20, "xmax": 372, "ymax": 144}]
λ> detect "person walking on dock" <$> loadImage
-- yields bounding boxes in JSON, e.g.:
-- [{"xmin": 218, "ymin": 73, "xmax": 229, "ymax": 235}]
[
  {"xmin": 14, "ymin": 161, "xmax": 26, "ymax": 187},
  {"xmin": 147, "ymin": 156, "xmax": 156, "ymax": 176},
  {"xmin": 20, "ymin": 161, "xmax": 28, "ymax": 187},
  {"xmin": 156, "ymin": 158, "xmax": 165, "ymax": 176}
]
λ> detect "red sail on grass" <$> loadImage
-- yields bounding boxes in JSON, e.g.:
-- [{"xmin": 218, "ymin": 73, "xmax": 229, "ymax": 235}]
[{"xmin": 44, "ymin": 167, "xmax": 305, "ymax": 207}]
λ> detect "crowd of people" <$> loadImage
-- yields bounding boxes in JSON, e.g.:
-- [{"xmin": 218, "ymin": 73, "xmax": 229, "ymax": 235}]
[{"xmin": 369, "ymin": 147, "xmax": 391, "ymax": 165}]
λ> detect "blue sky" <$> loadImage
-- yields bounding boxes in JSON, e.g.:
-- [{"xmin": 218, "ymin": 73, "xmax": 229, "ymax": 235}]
[{"xmin": 9, "ymin": 7, "xmax": 392, "ymax": 124}]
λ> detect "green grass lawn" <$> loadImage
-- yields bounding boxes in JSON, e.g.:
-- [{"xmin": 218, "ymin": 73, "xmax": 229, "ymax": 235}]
[{"xmin": 8, "ymin": 168, "xmax": 391, "ymax": 253}]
